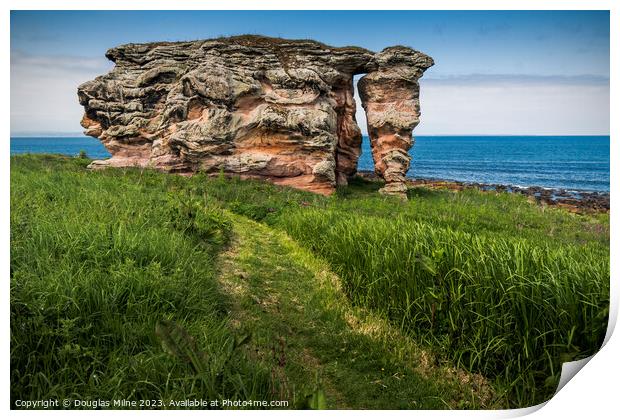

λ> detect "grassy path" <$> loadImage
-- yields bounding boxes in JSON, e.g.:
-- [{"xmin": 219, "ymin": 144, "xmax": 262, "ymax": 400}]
[
  {"xmin": 217, "ymin": 213, "xmax": 498, "ymax": 409},
  {"xmin": 12, "ymin": 156, "xmax": 607, "ymax": 408}
]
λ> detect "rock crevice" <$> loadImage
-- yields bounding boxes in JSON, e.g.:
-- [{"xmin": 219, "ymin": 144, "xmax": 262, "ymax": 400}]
[{"xmin": 78, "ymin": 35, "xmax": 433, "ymax": 196}]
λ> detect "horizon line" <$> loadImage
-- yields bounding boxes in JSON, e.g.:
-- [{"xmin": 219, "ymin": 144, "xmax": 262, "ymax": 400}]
[{"xmin": 10, "ymin": 134, "xmax": 612, "ymax": 138}]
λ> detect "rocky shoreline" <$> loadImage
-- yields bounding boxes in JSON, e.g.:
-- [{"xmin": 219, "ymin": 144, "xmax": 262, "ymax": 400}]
[{"xmin": 357, "ymin": 171, "xmax": 610, "ymax": 213}]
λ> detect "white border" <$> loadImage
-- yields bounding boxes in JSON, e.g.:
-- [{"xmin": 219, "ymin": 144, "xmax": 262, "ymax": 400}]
[
  {"xmin": 3, "ymin": 2, "xmax": 617, "ymax": 419},
  {"xmin": 3, "ymin": 1, "xmax": 617, "ymax": 11}
]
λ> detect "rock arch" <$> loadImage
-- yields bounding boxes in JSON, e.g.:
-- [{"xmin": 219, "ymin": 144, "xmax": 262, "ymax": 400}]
[{"xmin": 78, "ymin": 35, "xmax": 433, "ymax": 198}]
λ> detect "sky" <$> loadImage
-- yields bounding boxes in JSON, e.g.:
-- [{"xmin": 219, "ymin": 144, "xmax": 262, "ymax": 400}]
[{"xmin": 10, "ymin": 10, "xmax": 610, "ymax": 136}]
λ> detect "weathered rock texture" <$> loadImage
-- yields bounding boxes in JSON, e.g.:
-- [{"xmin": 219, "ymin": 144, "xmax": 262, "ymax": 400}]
[
  {"xmin": 78, "ymin": 35, "xmax": 433, "ymax": 196},
  {"xmin": 359, "ymin": 47, "xmax": 432, "ymax": 197}
]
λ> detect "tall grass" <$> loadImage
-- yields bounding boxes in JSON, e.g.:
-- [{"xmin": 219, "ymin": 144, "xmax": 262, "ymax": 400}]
[
  {"xmin": 11, "ymin": 156, "xmax": 610, "ymax": 408},
  {"xmin": 10, "ymin": 155, "xmax": 275, "ymax": 406},
  {"xmin": 276, "ymin": 208, "xmax": 609, "ymax": 406},
  {"xmin": 178, "ymin": 170, "xmax": 609, "ymax": 406}
]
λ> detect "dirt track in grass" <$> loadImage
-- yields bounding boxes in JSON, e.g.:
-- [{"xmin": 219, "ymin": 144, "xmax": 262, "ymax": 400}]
[{"xmin": 216, "ymin": 213, "xmax": 498, "ymax": 409}]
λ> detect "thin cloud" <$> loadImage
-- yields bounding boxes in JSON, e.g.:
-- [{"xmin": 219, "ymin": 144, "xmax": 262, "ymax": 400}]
[
  {"xmin": 10, "ymin": 52, "xmax": 610, "ymax": 136},
  {"xmin": 11, "ymin": 50, "xmax": 112, "ymax": 75},
  {"xmin": 11, "ymin": 51, "xmax": 114, "ymax": 135},
  {"xmin": 354, "ymin": 73, "xmax": 609, "ymax": 136},
  {"xmin": 422, "ymin": 74, "xmax": 610, "ymax": 86}
]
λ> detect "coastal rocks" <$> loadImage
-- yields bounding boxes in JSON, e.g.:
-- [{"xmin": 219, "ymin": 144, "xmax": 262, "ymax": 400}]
[
  {"xmin": 358, "ymin": 47, "xmax": 433, "ymax": 198},
  {"xmin": 78, "ymin": 35, "xmax": 432, "ymax": 196},
  {"xmin": 357, "ymin": 172, "xmax": 610, "ymax": 214}
]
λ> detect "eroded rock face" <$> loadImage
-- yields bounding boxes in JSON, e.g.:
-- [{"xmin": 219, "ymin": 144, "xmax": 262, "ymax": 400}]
[
  {"xmin": 358, "ymin": 47, "xmax": 434, "ymax": 198},
  {"xmin": 78, "ymin": 35, "xmax": 432, "ymax": 196}
]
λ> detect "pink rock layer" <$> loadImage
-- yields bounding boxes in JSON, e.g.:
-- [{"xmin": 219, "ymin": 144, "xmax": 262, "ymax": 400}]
[{"xmin": 358, "ymin": 47, "xmax": 433, "ymax": 198}]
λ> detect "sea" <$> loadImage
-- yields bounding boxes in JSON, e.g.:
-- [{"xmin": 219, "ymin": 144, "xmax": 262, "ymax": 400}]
[{"xmin": 10, "ymin": 135, "xmax": 610, "ymax": 192}]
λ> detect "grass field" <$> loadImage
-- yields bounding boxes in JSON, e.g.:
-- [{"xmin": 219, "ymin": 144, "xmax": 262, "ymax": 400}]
[{"xmin": 10, "ymin": 155, "xmax": 609, "ymax": 409}]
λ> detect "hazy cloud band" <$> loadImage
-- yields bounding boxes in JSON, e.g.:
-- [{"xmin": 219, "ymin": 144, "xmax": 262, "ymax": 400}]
[{"xmin": 11, "ymin": 52, "xmax": 610, "ymax": 136}]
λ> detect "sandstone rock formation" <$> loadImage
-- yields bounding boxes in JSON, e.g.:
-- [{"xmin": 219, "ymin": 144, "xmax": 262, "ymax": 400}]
[
  {"xmin": 359, "ymin": 47, "xmax": 432, "ymax": 197},
  {"xmin": 78, "ymin": 35, "xmax": 433, "ymax": 197}
]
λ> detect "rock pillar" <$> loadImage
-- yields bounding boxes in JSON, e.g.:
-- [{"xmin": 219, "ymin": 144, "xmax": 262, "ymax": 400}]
[{"xmin": 358, "ymin": 47, "xmax": 433, "ymax": 199}]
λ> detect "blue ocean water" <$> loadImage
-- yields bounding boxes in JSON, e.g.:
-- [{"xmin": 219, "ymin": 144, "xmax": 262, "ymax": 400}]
[
  {"xmin": 10, "ymin": 135, "xmax": 610, "ymax": 192},
  {"xmin": 360, "ymin": 135, "xmax": 610, "ymax": 192},
  {"xmin": 11, "ymin": 137, "xmax": 111, "ymax": 159}
]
